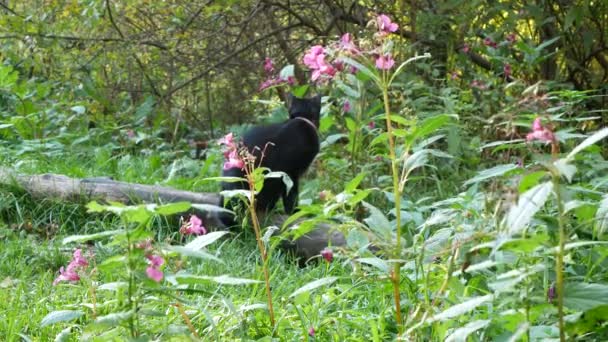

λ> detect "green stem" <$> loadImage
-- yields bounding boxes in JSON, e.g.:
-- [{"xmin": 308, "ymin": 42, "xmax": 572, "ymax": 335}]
[
  {"xmin": 382, "ymin": 81, "xmax": 403, "ymax": 330},
  {"xmin": 553, "ymin": 174, "xmax": 566, "ymax": 342},
  {"xmin": 248, "ymin": 177, "xmax": 276, "ymax": 327}
]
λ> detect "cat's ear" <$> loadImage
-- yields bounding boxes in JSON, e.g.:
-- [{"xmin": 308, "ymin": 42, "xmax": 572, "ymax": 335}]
[
  {"xmin": 313, "ymin": 94, "xmax": 322, "ymax": 106},
  {"xmin": 286, "ymin": 93, "xmax": 294, "ymax": 107}
]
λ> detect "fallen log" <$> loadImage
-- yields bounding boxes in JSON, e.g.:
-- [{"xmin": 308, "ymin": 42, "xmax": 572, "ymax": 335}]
[{"xmin": 0, "ymin": 168, "xmax": 345, "ymax": 262}]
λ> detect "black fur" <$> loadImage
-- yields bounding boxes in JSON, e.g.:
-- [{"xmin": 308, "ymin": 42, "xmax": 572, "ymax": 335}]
[{"xmin": 219, "ymin": 94, "xmax": 321, "ymax": 227}]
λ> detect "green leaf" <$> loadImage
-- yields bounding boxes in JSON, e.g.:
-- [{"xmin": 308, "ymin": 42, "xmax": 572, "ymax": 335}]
[
  {"xmin": 566, "ymin": 127, "xmax": 608, "ymax": 161},
  {"xmin": 155, "ymin": 202, "xmax": 191, "ymax": 216},
  {"xmin": 165, "ymin": 246, "xmax": 223, "ymax": 263},
  {"xmin": 553, "ymin": 159, "xmax": 577, "ymax": 182},
  {"xmin": 40, "ymin": 310, "xmax": 84, "ymax": 327},
  {"xmin": 335, "ymin": 79, "xmax": 360, "ymax": 98},
  {"xmin": 506, "ymin": 182, "xmax": 552, "ymax": 235},
  {"xmin": 97, "ymin": 282, "xmax": 128, "ymax": 291},
  {"xmin": 464, "ymin": 164, "xmax": 519, "ymax": 186},
  {"xmin": 445, "ymin": 319, "xmax": 490, "ymax": 342},
  {"xmin": 596, "ymin": 195, "xmax": 608, "ymax": 235},
  {"xmin": 94, "ymin": 311, "xmax": 134, "ymax": 326},
  {"xmin": 184, "ymin": 231, "xmax": 229, "ymax": 250},
  {"xmin": 54, "ymin": 327, "xmax": 72, "ymax": 342},
  {"xmin": 345, "ymin": 172, "xmax": 366, "ymax": 192},
  {"xmin": 279, "ymin": 64, "xmax": 294, "ymax": 80},
  {"xmin": 356, "ymin": 258, "xmax": 389, "ymax": 273},
  {"xmin": 291, "ymin": 85, "xmax": 309, "ymax": 98},
  {"xmin": 363, "ymin": 203, "xmax": 392, "ymax": 240},
  {"xmin": 70, "ymin": 106, "xmax": 86, "ymax": 115},
  {"xmin": 176, "ymin": 274, "xmax": 261, "ymax": 285},
  {"xmin": 429, "ymin": 294, "xmax": 494, "ymax": 322},
  {"xmin": 266, "ymin": 171, "xmax": 293, "ymax": 194},
  {"xmin": 62, "ymin": 229, "xmax": 123, "ymax": 244},
  {"xmin": 191, "ymin": 203, "xmax": 233, "ymax": 214},
  {"xmin": 564, "ymin": 282, "xmax": 608, "ymax": 311},
  {"xmin": 340, "ymin": 57, "xmax": 380, "ymax": 84},
  {"xmin": 409, "ymin": 114, "xmax": 453, "ymax": 145},
  {"xmin": 290, "ymin": 277, "xmax": 338, "ymax": 298},
  {"xmin": 519, "ymin": 171, "xmax": 547, "ymax": 192}
]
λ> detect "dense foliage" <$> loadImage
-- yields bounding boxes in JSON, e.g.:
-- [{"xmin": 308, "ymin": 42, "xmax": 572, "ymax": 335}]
[{"xmin": 1, "ymin": 1, "xmax": 607, "ymax": 340}]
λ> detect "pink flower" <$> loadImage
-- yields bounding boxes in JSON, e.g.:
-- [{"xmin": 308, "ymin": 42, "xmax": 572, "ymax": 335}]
[
  {"xmin": 483, "ymin": 37, "xmax": 497, "ymax": 48},
  {"xmin": 135, "ymin": 239, "xmax": 153, "ymax": 251},
  {"xmin": 470, "ymin": 80, "xmax": 488, "ymax": 90},
  {"xmin": 450, "ymin": 71, "xmax": 460, "ymax": 80},
  {"xmin": 308, "ymin": 327, "xmax": 315, "ymax": 337},
  {"xmin": 377, "ymin": 14, "xmax": 398, "ymax": 34},
  {"xmin": 303, "ymin": 45, "xmax": 325, "ymax": 69},
  {"xmin": 146, "ymin": 266, "xmax": 164, "ymax": 282},
  {"xmin": 339, "ymin": 33, "xmax": 359, "ymax": 54},
  {"xmin": 375, "ymin": 54, "xmax": 395, "ymax": 70},
  {"xmin": 320, "ymin": 248, "xmax": 333, "ymax": 262},
  {"xmin": 343, "ymin": 100, "xmax": 352, "ymax": 113},
  {"xmin": 223, "ymin": 149, "xmax": 244, "ymax": 170},
  {"xmin": 526, "ymin": 117, "xmax": 555, "ymax": 144},
  {"xmin": 218, "ymin": 133, "xmax": 234, "ymax": 147},
  {"xmin": 146, "ymin": 254, "xmax": 165, "ymax": 283},
  {"xmin": 180, "ymin": 215, "xmax": 207, "ymax": 235},
  {"xmin": 506, "ymin": 33, "xmax": 517, "ymax": 44},
  {"xmin": 503, "ymin": 63, "xmax": 512, "ymax": 78},
  {"xmin": 263, "ymin": 57, "xmax": 274, "ymax": 73},
  {"xmin": 53, "ymin": 248, "xmax": 90, "ymax": 285},
  {"xmin": 368, "ymin": 121, "xmax": 376, "ymax": 129},
  {"xmin": 319, "ymin": 190, "xmax": 328, "ymax": 201},
  {"xmin": 461, "ymin": 43, "xmax": 470, "ymax": 53}
]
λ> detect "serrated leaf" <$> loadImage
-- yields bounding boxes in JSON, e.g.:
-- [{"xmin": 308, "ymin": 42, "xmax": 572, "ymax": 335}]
[
  {"xmin": 290, "ymin": 277, "xmax": 338, "ymax": 298},
  {"xmin": 70, "ymin": 105, "xmax": 86, "ymax": 114},
  {"xmin": 564, "ymin": 282, "xmax": 608, "ymax": 311},
  {"xmin": 464, "ymin": 164, "xmax": 519, "ymax": 186},
  {"xmin": 429, "ymin": 294, "xmax": 493, "ymax": 322},
  {"xmin": 566, "ymin": 127, "xmax": 608, "ymax": 161},
  {"xmin": 363, "ymin": 203, "xmax": 392, "ymax": 240},
  {"xmin": 184, "ymin": 231, "xmax": 229, "ymax": 250},
  {"xmin": 40, "ymin": 310, "xmax": 84, "ymax": 327},
  {"xmin": 445, "ymin": 319, "xmax": 490, "ymax": 342},
  {"xmin": 54, "ymin": 327, "xmax": 72, "ymax": 342},
  {"xmin": 62, "ymin": 229, "xmax": 123, "ymax": 244},
  {"xmin": 506, "ymin": 182, "xmax": 552, "ymax": 235},
  {"xmin": 388, "ymin": 53, "xmax": 431, "ymax": 86},
  {"xmin": 339, "ymin": 57, "xmax": 380, "ymax": 84}
]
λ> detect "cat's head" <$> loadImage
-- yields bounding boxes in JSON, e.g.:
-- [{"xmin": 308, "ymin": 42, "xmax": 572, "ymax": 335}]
[{"xmin": 288, "ymin": 94, "xmax": 321, "ymax": 127}]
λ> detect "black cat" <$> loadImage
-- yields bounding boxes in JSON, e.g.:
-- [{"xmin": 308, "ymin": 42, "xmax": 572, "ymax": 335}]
[{"xmin": 219, "ymin": 94, "xmax": 321, "ymax": 227}]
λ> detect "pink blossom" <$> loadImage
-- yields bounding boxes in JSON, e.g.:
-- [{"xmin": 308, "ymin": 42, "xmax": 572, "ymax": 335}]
[
  {"xmin": 145, "ymin": 254, "xmax": 165, "ymax": 283},
  {"xmin": 223, "ymin": 149, "xmax": 244, "ymax": 170},
  {"xmin": 343, "ymin": 100, "xmax": 352, "ymax": 113},
  {"xmin": 218, "ymin": 133, "xmax": 234, "ymax": 147},
  {"xmin": 308, "ymin": 327, "xmax": 315, "ymax": 337},
  {"xmin": 135, "ymin": 239, "xmax": 153, "ymax": 251},
  {"xmin": 339, "ymin": 33, "xmax": 359, "ymax": 54},
  {"xmin": 461, "ymin": 43, "xmax": 470, "ymax": 53},
  {"xmin": 483, "ymin": 37, "xmax": 497, "ymax": 48},
  {"xmin": 319, "ymin": 190, "xmax": 328, "ymax": 201},
  {"xmin": 526, "ymin": 117, "xmax": 555, "ymax": 144},
  {"xmin": 303, "ymin": 46, "xmax": 337, "ymax": 82},
  {"xmin": 470, "ymin": 80, "xmax": 488, "ymax": 90},
  {"xmin": 377, "ymin": 14, "xmax": 398, "ymax": 34},
  {"xmin": 368, "ymin": 121, "xmax": 376, "ymax": 129},
  {"xmin": 263, "ymin": 57, "xmax": 274, "ymax": 73},
  {"xmin": 180, "ymin": 215, "xmax": 207, "ymax": 235},
  {"xmin": 320, "ymin": 248, "xmax": 333, "ymax": 262},
  {"xmin": 506, "ymin": 33, "xmax": 517, "ymax": 44},
  {"xmin": 303, "ymin": 45, "xmax": 325, "ymax": 69},
  {"xmin": 375, "ymin": 54, "xmax": 395, "ymax": 70},
  {"xmin": 146, "ymin": 266, "xmax": 164, "ymax": 282},
  {"xmin": 503, "ymin": 63, "xmax": 512, "ymax": 78},
  {"xmin": 146, "ymin": 254, "xmax": 165, "ymax": 267},
  {"xmin": 53, "ymin": 248, "xmax": 90, "ymax": 285}
]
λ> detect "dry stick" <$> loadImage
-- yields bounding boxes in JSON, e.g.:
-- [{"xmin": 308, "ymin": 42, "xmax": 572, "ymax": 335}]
[{"xmin": 174, "ymin": 302, "xmax": 200, "ymax": 339}]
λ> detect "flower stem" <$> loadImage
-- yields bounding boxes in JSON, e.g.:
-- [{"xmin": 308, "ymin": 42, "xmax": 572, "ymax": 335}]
[
  {"xmin": 382, "ymin": 83, "xmax": 403, "ymax": 331},
  {"xmin": 248, "ymin": 179, "xmax": 276, "ymax": 327},
  {"xmin": 552, "ymin": 174, "xmax": 566, "ymax": 342}
]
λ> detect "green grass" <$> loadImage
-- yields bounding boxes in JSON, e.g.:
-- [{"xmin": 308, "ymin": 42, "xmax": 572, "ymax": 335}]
[{"xmin": 0, "ymin": 149, "xmax": 397, "ymax": 341}]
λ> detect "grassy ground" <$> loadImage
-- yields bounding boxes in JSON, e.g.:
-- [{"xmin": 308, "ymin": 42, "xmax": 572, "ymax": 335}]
[{"xmin": 0, "ymin": 147, "xmax": 394, "ymax": 341}]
